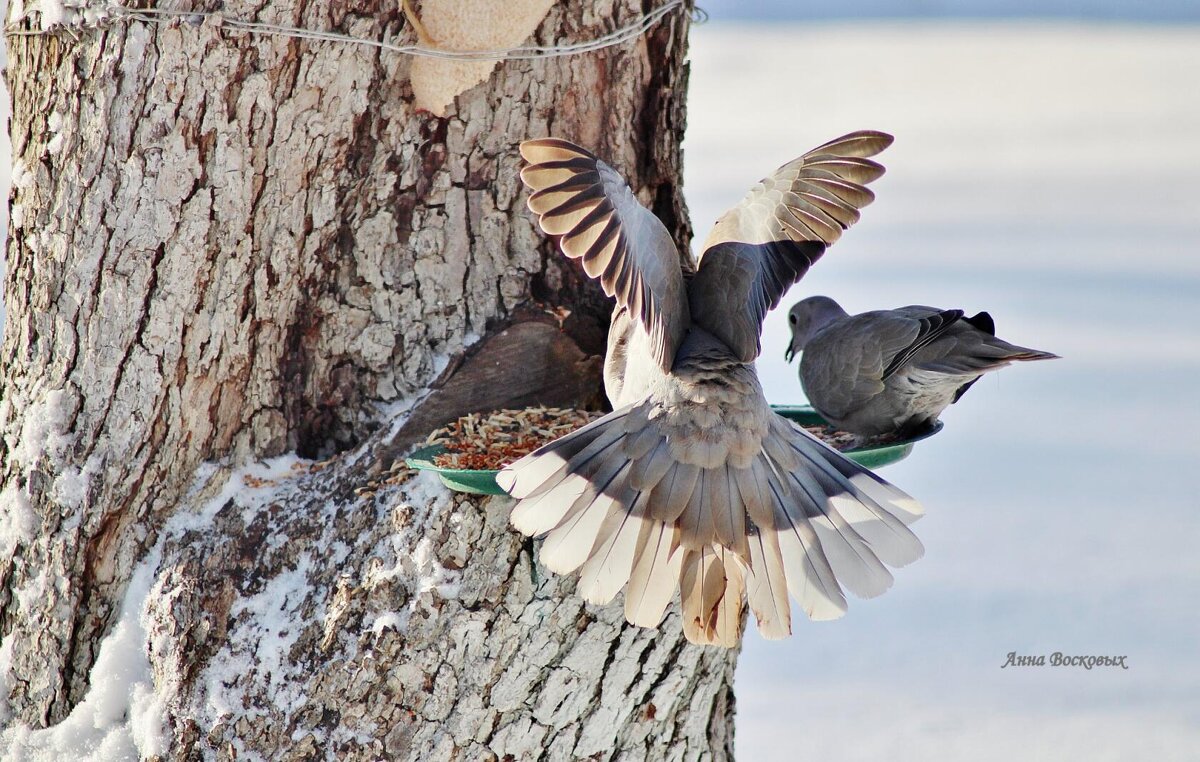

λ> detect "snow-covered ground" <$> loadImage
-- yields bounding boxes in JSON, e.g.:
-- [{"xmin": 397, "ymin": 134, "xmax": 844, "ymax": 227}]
[
  {"xmin": 2, "ymin": 18, "xmax": 1198, "ymax": 762},
  {"xmin": 684, "ymin": 21, "xmax": 1200, "ymax": 761}
]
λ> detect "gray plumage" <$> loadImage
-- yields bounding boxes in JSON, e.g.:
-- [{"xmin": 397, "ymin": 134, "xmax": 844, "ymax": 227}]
[
  {"xmin": 786, "ymin": 296, "xmax": 1059, "ymax": 438},
  {"xmin": 499, "ymin": 133, "xmax": 927, "ymax": 648}
]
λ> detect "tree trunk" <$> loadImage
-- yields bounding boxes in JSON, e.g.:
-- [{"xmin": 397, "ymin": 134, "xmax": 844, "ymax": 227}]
[{"xmin": 0, "ymin": 0, "xmax": 737, "ymax": 758}]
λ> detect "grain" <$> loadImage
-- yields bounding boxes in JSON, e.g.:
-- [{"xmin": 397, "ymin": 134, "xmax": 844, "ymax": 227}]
[
  {"xmin": 426, "ymin": 407, "xmax": 605, "ymax": 470},
  {"xmin": 425, "ymin": 408, "xmax": 867, "ymax": 472}
]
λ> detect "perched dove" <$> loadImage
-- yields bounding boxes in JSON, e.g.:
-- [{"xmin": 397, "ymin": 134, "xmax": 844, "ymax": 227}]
[
  {"xmin": 786, "ymin": 296, "xmax": 1059, "ymax": 438},
  {"xmin": 498, "ymin": 132, "xmax": 925, "ymax": 648}
]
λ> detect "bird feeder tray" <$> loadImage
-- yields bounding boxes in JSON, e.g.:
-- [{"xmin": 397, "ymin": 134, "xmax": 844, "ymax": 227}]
[
  {"xmin": 406, "ymin": 444, "xmax": 510, "ymax": 494},
  {"xmin": 407, "ymin": 405, "xmax": 939, "ymax": 495},
  {"xmin": 771, "ymin": 404, "xmax": 942, "ymax": 470},
  {"xmin": 406, "ymin": 407, "xmax": 605, "ymax": 496}
]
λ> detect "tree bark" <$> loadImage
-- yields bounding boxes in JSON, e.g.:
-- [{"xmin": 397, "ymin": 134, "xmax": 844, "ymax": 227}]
[{"xmin": 0, "ymin": 0, "xmax": 737, "ymax": 757}]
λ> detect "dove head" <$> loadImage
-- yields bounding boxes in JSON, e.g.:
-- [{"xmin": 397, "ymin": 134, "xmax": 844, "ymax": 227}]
[{"xmin": 785, "ymin": 296, "xmax": 848, "ymax": 362}]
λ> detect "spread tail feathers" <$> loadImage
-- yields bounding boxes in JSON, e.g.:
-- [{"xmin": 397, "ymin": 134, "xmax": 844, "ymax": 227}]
[{"xmin": 498, "ymin": 406, "xmax": 924, "ymax": 647}]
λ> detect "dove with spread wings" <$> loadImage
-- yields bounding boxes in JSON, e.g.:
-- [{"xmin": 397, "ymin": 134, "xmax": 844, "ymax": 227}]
[{"xmin": 497, "ymin": 132, "xmax": 924, "ymax": 647}]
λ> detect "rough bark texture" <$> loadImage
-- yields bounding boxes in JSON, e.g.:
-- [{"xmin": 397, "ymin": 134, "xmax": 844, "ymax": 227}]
[
  {"xmin": 0, "ymin": 0, "xmax": 736, "ymax": 756},
  {"xmin": 136, "ymin": 440, "xmax": 735, "ymax": 760}
]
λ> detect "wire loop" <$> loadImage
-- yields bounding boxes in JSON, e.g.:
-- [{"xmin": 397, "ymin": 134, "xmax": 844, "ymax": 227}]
[{"xmin": 6, "ymin": 0, "xmax": 690, "ymax": 61}]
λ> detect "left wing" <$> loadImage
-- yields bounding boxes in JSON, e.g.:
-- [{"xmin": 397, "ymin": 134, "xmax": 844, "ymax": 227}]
[{"xmin": 520, "ymin": 139, "xmax": 690, "ymax": 373}]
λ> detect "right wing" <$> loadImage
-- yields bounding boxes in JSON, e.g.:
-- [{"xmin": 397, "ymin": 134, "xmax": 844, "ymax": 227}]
[
  {"xmin": 881, "ymin": 308, "xmax": 965, "ymax": 379},
  {"xmin": 520, "ymin": 139, "xmax": 690, "ymax": 372},
  {"xmin": 897, "ymin": 308, "xmax": 1059, "ymax": 386},
  {"xmin": 688, "ymin": 131, "xmax": 893, "ymax": 362}
]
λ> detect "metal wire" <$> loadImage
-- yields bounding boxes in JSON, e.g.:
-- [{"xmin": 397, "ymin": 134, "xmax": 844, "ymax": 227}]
[{"xmin": 6, "ymin": 0, "xmax": 690, "ymax": 61}]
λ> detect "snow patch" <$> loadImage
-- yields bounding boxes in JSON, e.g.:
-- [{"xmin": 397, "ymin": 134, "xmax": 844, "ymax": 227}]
[
  {"xmin": 370, "ymin": 392, "xmax": 423, "ymax": 439},
  {"xmin": 178, "ymin": 456, "xmax": 319, "ymax": 730},
  {"xmin": 12, "ymin": 388, "xmax": 74, "ymax": 470},
  {"xmin": 80, "ymin": 4, "xmax": 109, "ymax": 25},
  {"xmin": 369, "ymin": 611, "xmax": 408, "ymax": 636},
  {"xmin": 363, "ymin": 477, "xmax": 461, "ymax": 636},
  {"xmin": 6, "ymin": 0, "xmax": 109, "ymax": 31},
  {"xmin": 327, "ymin": 539, "xmax": 351, "ymax": 567},
  {"xmin": 38, "ymin": 0, "xmax": 71, "ymax": 29},
  {"xmin": 11, "ymin": 160, "xmax": 33, "ymax": 191},
  {"xmin": 215, "ymin": 555, "xmax": 314, "ymax": 719},
  {"xmin": 0, "ymin": 538, "xmax": 165, "ymax": 760},
  {"xmin": 0, "ymin": 636, "xmax": 16, "ymax": 725},
  {"xmin": 408, "ymin": 468, "xmax": 450, "ymax": 504},
  {"xmin": 411, "ymin": 537, "xmax": 461, "ymax": 601},
  {"xmin": 0, "ymin": 455, "xmax": 312, "ymax": 760},
  {"xmin": 0, "ymin": 484, "xmax": 37, "ymax": 558},
  {"xmin": 127, "ymin": 682, "xmax": 169, "ymax": 759},
  {"xmin": 50, "ymin": 455, "xmax": 102, "ymax": 510},
  {"xmin": 13, "ymin": 570, "xmax": 49, "ymax": 617},
  {"xmin": 45, "ymin": 112, "xmax": 65, "ymax": 156},
  {"xmin": 189, "ymin": 456, "xmax": 307, "ymax": 529}
]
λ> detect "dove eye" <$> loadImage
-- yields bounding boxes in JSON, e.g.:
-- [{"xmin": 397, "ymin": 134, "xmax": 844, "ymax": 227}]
[{"xmin": 788, "ymin": 314, "xmax": 798, "ymax": 325}]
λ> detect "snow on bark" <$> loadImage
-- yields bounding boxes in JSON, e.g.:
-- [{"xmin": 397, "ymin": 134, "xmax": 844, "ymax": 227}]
[
  {"xmin": 0, "ymin": 0, "xmax": 729, "ymax": 753},
  {"xmin": 3, "ymin": 446, "xmax": 735, "ymax": 759}
]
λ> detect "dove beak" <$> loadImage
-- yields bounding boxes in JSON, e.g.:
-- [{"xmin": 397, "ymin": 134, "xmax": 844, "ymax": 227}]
[{"xmin": 784, "ymin": 346, "xmax": 795, "ymax": 364}]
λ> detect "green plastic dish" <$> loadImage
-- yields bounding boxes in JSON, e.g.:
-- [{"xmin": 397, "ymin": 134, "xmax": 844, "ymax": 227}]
[
  {"xmin": 406, "ymin": 445, "xmax": 508, "ymax": 495},
  {"xmin": 770, "ymin": 404, "xmax": 942, "ymax": 470},
  {"xmin": 407, "ymin": 405, "xmax": 941, "ymax": 495}
]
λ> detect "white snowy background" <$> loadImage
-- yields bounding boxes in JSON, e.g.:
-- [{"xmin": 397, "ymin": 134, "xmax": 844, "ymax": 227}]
[
  {"xmin": 685, "ymin": 20, "xmax": 1200, "ymax": 762},
  {"xmin": 2, "ymin": 9, "xmax": 1199, "ymax": 762}
]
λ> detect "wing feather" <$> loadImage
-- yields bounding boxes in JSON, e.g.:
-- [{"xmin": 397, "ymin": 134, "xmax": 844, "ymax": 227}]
[
  {"xmin": 577, "ymin": 492, "xmax": 652, "ymax": 604},
  {"xmin": 881, "ymin": 309, "xmax": 965, "ymax": 380},
  {"xmin": 521, "ymin": 139, "xmax": 689, "ymax": 371},
  {"xmin": 681, "ymin": 547, "xmax": 744, "ymax": 647},
  {"xmin": 501, "ymin": 357, "xmax": 927, "ymax": 649},
  {"xmin": 625, "ymin": 522, "xmax": 683, "ymax": 627},
  {"xmin": 688, "ymin": 130, "xmax": 893, "ymax": 361},
  {"xmin": 746, "ymin": 528, "xmax": 792, "ymax": 639}
]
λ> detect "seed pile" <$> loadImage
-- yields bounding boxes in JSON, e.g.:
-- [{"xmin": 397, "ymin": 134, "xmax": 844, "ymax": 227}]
[
  {"xmin": 424, "ymin": 408, "xmax": 873, "ymax": 472},
  {"xmin": 427, "ymin": 407, "xmax": 606, "ymax": 471},
  {"xmin": 802, "ymin": 425, "xmax": 859, "ymax": 451}
]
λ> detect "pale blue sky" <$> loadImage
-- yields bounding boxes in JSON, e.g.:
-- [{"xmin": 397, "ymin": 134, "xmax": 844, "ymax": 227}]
[
  {"xmin": 698, "ymin": 0, "xmax": 1200, "ymax": 21},
  {"xmin": 684, "ymin": 20, "xmax": 1200, "ymax": 760}
]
